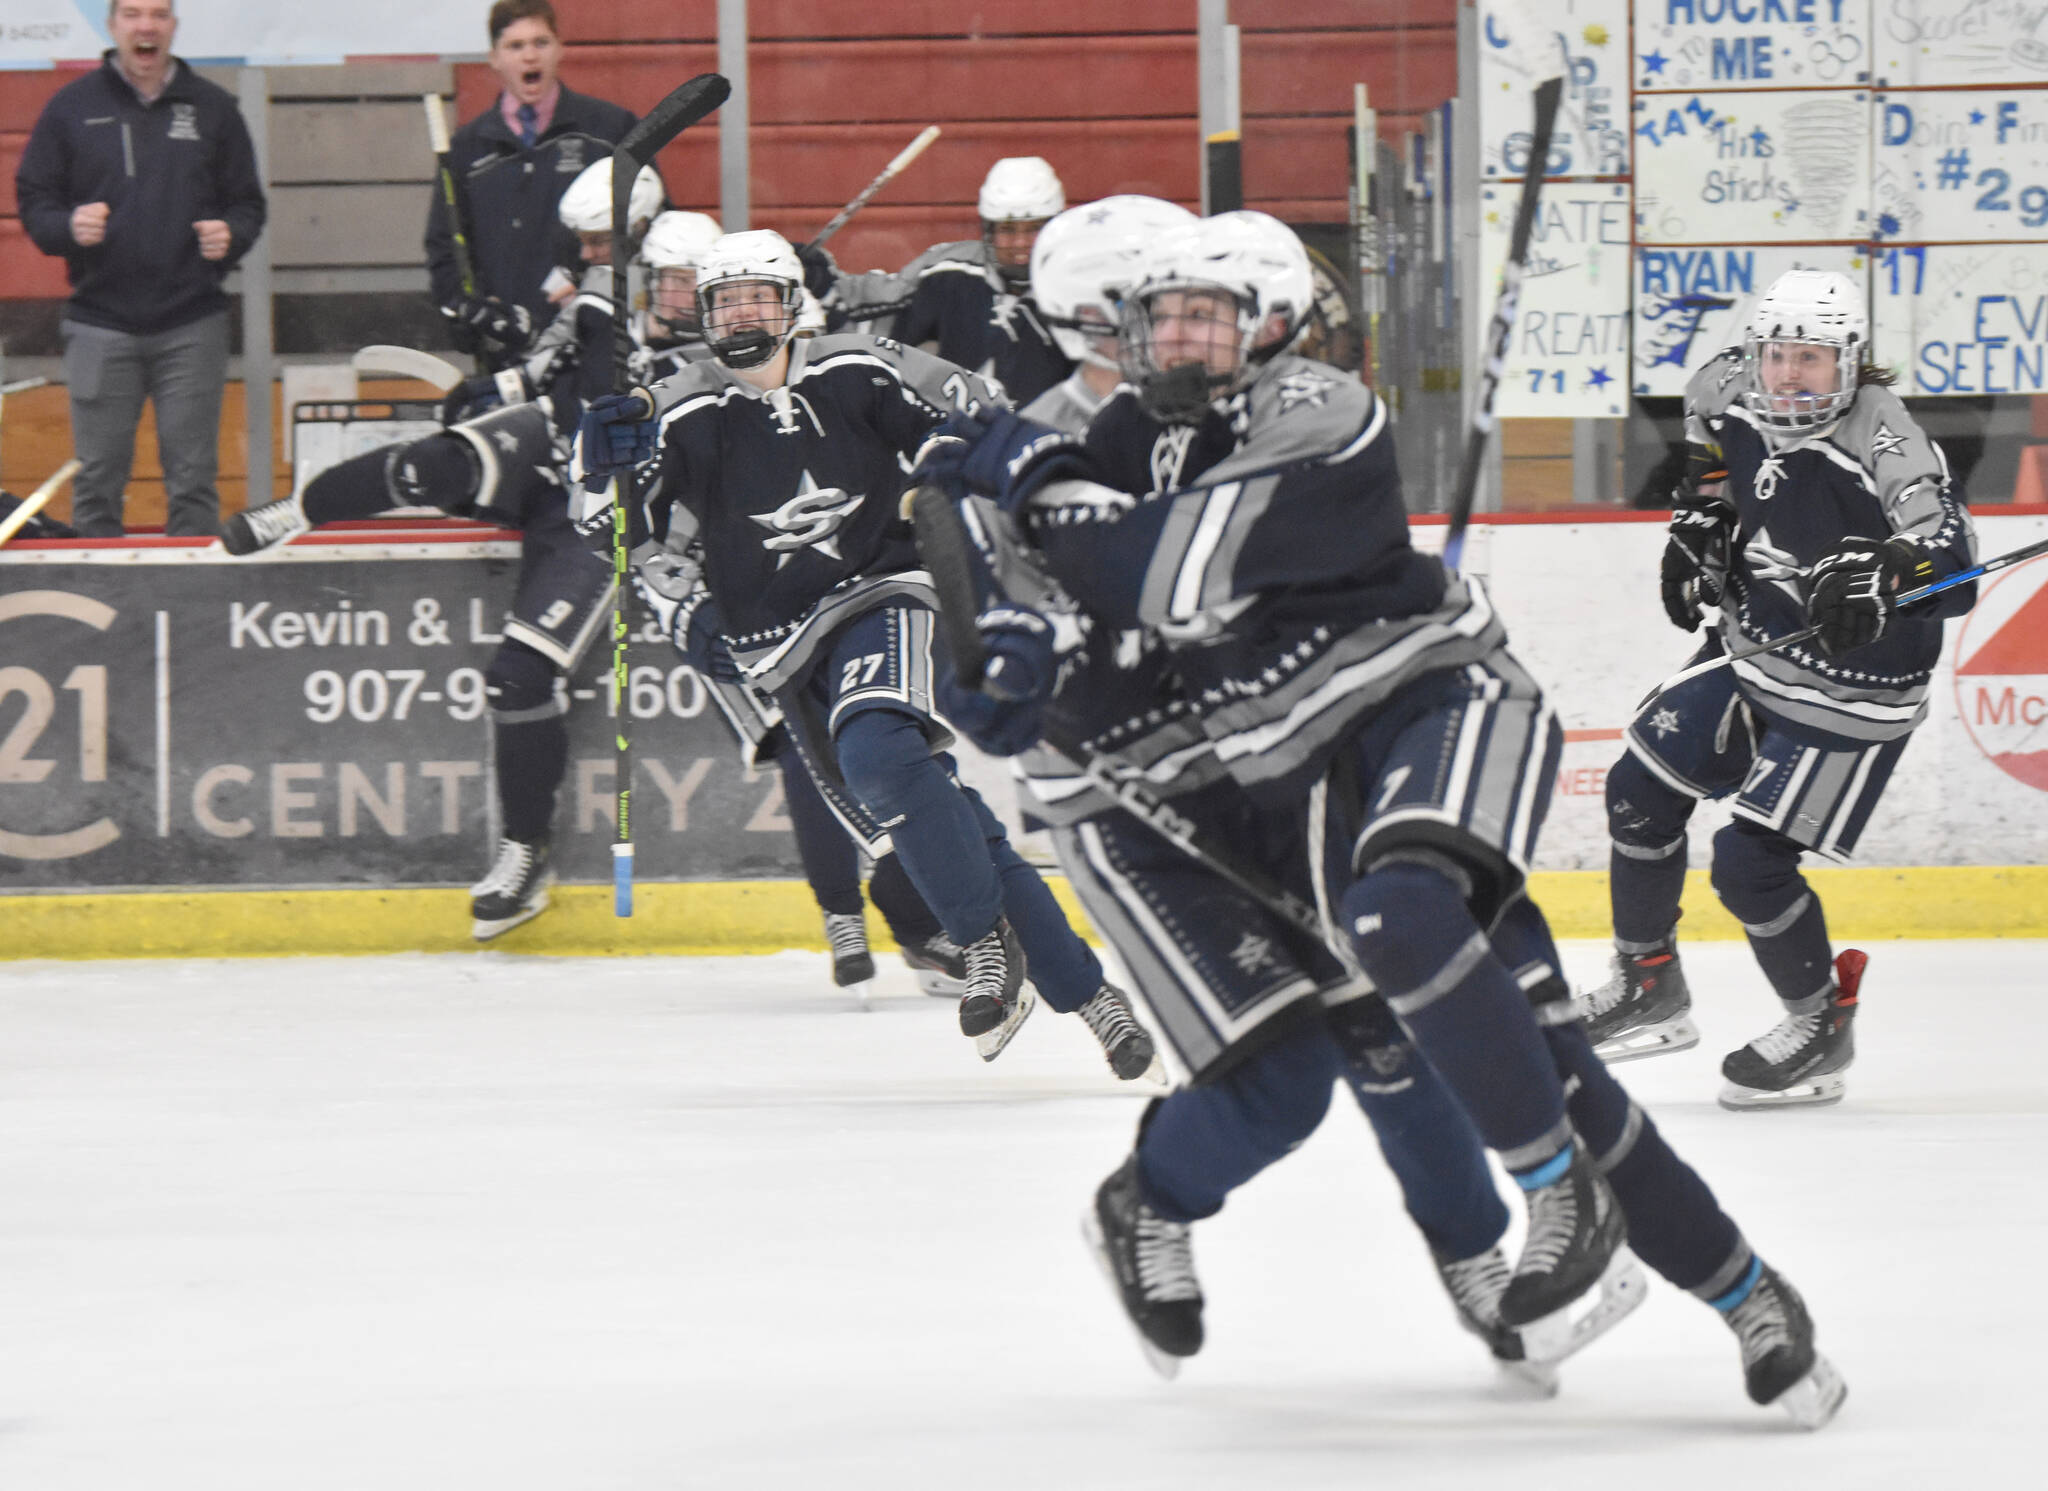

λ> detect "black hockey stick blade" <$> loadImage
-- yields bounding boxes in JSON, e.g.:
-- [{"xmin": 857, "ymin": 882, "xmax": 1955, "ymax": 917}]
[
  {"xmin": 619, "ymin": 73, "xmax": 731, "ymax": 167},
  {"xmin": 1442, "ymin": 74, "xmax": 1564, "ymax": 574},
  {"xmin": 907, "ymin": 485, "xmax": 989, "ymax": 687}
]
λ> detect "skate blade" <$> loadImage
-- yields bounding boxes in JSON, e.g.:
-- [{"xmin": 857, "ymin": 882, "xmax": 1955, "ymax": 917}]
[
  {"xmin": 1518, "ymin": 1249, "xmax": 1648, "ymax": 1365},
  {"xmin": 1079, "ymin": 1208, "xmax": 1184, "ymax": 1382},
  {"xmin": 471, "ymin": 888, "xmax": 550, "ymax": 942},
  {"xmin": 1718, "ymin": 1073, "xmax": 1846, "ymax": 1111},
  {"xmin": 913, "ymin": 969, "xmax": 966, "ymax": 998},
  {"xmin": 1592, "ymin": 1016, "xmax": 1700, "ymax": 1065},
  {"xmin": 847, "ymin": 978, "xmax": 875, "ymax": 1011},
  {"xmin": 974, "ymin": 984, "xmax": 1037, "ymax": 1062},
  {"xmin": 1773, "ymin": 1352, "xmax": 1847, "ymax": 1430},
  {"xmin": 1492, "ymin": 1358, "xmax": 1561, "ymax": 1400},
  {"xmin": 1128, "ymin": 1055, "xmax": 1174, "ymax": 1094}
]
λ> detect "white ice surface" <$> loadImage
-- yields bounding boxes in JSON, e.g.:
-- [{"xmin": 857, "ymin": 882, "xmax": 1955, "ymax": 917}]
[{"xmin": 2, "ymin": 940, "xmax": 2043, "ymax": 1489}]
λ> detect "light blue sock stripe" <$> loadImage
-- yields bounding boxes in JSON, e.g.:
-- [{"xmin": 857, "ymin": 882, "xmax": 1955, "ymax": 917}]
[
  {"xmin": 1512, "ymin": 1145, "xmax": 1573, "ymax": 1191},
  {"xmin": 1709, "ymin": 1255, "xmax": 1764, "ymax": 1313}
]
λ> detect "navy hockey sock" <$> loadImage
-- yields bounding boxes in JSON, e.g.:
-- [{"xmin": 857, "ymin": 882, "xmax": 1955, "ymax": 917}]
[
  {"xmin": 1713, "ymin": 819, "xmax": 1835, "ymax": 1004},
  {"xmin": 991, "ymin": 836, "xmax": 1103, "ymax": 1013},
  {"xmin": 868, "ymin": 852, "xmax": 943, "ymax": 947},
  {"xmin": 1135, "ymin": 1024, "xmax": 1341, "ymax": 1223},
  {"xmin": 1606, "ymin": 752, "xmax": 1694, "ymax": 950},
  {"xmin": 779, "ymin": 754, "xmax": 863, "ymax": 917},
  {"xmin": 486, "ymin": 643, "xmax": 566, "ymax": 842},
  {"xmin": 834, "ymin": 710, "xmax": 1001, "ymax": 945},
  {"xmin": 1331, "ymin": 1002, "xmax": 1508, "ymax": 1261},
  {"xmin": 1544, "ymin": 1014, "xmax": 1742, "ymax": 1292},
  {"xmin": 1342, "ymin": 862, "xmax": 1570, "ymax": 1167}
]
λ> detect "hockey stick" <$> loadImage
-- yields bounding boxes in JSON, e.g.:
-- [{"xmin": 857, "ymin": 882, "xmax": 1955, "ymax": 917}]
[
  {"xmin": 0, "ymin": 459, "xmax": 82, "ymax": 548},
  {"xmin": 809, "ymin": 126, "xmax": 941, "ymax": 249},
  {"xmin": 351, "ymin": 344, "xmax": 464, "ymax": 393},
  {"xmin": 605, "ymin": 73, "xmax": 733, "ymax": 915},
  {"xmin": 1441, "ymin": 75, "xmax": 1563, "ymax": 574},
  {"xmin": 2, "ymin": 375, "xmax": 51, "ymax": 397},
  {"xmin": 1659, "ymin": 534, "xmax": 2048, "ymax": 691},
  {"xmin": 424, "ymin": 94, "xmax": 479, "ymax": 302},
  {"xmin": 908, "ymin": 484, "xmax": 1328, "ymax": 943}
]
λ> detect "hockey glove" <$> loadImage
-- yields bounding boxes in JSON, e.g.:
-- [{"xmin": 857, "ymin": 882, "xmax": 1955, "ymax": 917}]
[
  {"xmin": 933, "ymin": 605, "xmax": 1059, "ymax": 756},
  {"xmin": 1805, "ymin": 536, "xmax": 1920, "ymax": 656},
  {"xmin": 439, "ymin": 369, "xmax": 532, "ymax": 426},
  {"xmin": 443, "ymin": 295, "xmax": 534, "ymax": 361},
  {"xmin": 912, "ymin": 409, "xmax": 1089, "ymax": 514},
  {"xmin": 572, "ymin": 390, "xmax": 658, "ymax": 492},
  {"xmin": 793, "ymin": 240, "xmax": 840, "ymax": 301},
  {"xmin": 1660, "ymin": 494, "xmax": 1735, "ymax": 632}
]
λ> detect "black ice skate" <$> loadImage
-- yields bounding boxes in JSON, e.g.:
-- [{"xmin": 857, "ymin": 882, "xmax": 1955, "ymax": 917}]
[
  {"xmin": 822, "ymin": 911, "xmax": 875, "ymax": 1005},
  {"xmin": 957, "ymin": 917, "xmax": 1033, "ymax": 1061},
  {"xmin": 1715, "ymin": 1260, "xmax": 1848, "ymax": 1430},
  {"xmin": 1582, "ymin": 942, "xmax": 1700, "ymax": 1063},
  {"xmin": 1719, "ymin": 949, "xmax": 1863, "ymax": 1111},
  {"xmin": 900, "ymin": 932, "xmax": 967, "ymax": 998},
  {"xmin": 1499, "ymin": 1140, "xmax": 1646, "ymax": 1363},
  {"xmin": 1076, "ymin": 983, "xmax": 1160, "ymax": 1082},
  {"xmin": 220, "ymin": 493, "xmax": 309, "ymax": 555},
  {"xmin": 470, "ymin": 836, "xmax": 553, "ymax": 941},
  {"xmin": 1433, "ymin": 1244, "xmax": 1558, "ymax": 1397},
  {"xmin": 1081, "ymin": 1154, "xmax": 1203, "ymax": 1378}
]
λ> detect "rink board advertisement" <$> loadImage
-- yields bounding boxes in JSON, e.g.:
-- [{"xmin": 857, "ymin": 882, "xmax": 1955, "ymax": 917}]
[{"xmin": 0, "ymin": 542, "xmax": 804, "ymax": 891}]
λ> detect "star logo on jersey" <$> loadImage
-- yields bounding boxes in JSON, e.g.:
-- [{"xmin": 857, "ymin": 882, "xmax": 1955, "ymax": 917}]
[
  {"xmin": 750, "ymin": 469, "xmax": 866, "ymax": 568},
  {"xmin": 1229, "ymin": 932, "xmax": 1281, "ymax": 976},
  {"xmin": 1647, "ymin": 706, "xmax": 1682, "ymax": 739},
  {"xmin": 1744, "ymin": 526, "xmax": 1809, "ymax": 604},
  {"xmin": 1870, "ymin": 421, "xmax": 1910, "ymax": 460},
  {"xmin": 1274, "ymin": 368, "xmax": 1336, "ymax": 412},
  {"xmin": 493, "ymin": 428, "xmax": 522, "ymax": 454}
]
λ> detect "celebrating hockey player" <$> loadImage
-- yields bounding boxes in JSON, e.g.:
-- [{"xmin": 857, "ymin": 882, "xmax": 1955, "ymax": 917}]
[
  {"xmin": 1584, "ymin": 270, "xmax": 1976, "ymax": 1112},
  {"xmin": 820, "ymin": 157, "xmax": 1075, "ymax": 406},
  {"xmin": 575, "ymin": 229, "xmax": 1153, "ymax": 1074},
  {"xmin": 916, "ymin": 211, "xmax": 1846, "ymax": 1426}
]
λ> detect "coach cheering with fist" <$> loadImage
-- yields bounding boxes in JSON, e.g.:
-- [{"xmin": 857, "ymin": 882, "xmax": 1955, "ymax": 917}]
[{"xmin": 14, "ymin": 0, "xmax": 267, "ymax": 538}]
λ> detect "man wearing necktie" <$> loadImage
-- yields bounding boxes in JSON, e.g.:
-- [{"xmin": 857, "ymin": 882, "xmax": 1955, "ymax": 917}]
[{"xmin": 424, "ymin": 0, "xmax": 638, "ymax": 368}]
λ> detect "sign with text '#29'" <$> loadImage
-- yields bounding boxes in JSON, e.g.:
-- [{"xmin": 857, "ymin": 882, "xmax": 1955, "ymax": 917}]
[
  {"xmin": 1, "ymin": 3, "xmax": 478, "ymax": 67},
  {"xmin": 0, "ymin": 540, "xmax": 802, "ymax": 890}
]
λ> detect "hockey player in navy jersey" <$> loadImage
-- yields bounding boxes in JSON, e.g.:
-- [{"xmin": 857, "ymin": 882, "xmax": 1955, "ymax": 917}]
[
  {"xmin": 1585, "ymin": 269, "xmax": 1976, "ymax": 1111},
  {"xmin": 819, "ymin": 157, "xmax": 1075, "ymax": 407},
  {"xmin": 576, "ymin": 228, "xmax": 1152, "ymax": 1074},
  {"xmin": 917, "ymin": 211, "xmax": 1846, "ymax": 1425},
  {"xmin": 219, "ymin": 157, "xmax": 666, "ymax": 939}
]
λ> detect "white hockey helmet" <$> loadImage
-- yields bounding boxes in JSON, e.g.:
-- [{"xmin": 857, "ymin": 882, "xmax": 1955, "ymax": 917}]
[
  {"xmin": 695, "ymin": 229, "xmax": 806, "ymax": 369},
  {"xmin": 1741, "ymin": 269, "xmax": 1868, "ymax": 432},
  {"xmin": 980, "ymin": 156, "xmax": 1065, "ymax": 285},
  {"xmin": 1119, "ymin": 210, "xmax": 1315, "ymax": 422},
  {"xmin": 557, "ymin": 158, "xmax": 665, "ymax": 236},
  {"xmin": 1031, "ymin": 195, "xmax": 1199, "ymax": 367},
  {"xmin": 642, "ymin": 212, "xmax": 723, "ymax": 338}
]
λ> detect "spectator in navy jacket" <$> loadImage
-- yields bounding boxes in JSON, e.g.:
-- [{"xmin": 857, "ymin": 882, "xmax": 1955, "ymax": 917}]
[
  {"xmin": 14, "ymin": 0, "xmax": 266, "ymax": 538},
  {"xmin": 424, "ymin": 0, "xmax": 636, "ymax": 369}
]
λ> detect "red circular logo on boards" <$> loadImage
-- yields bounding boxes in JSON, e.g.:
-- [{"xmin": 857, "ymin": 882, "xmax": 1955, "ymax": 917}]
[{"xmin": 1954, "ymin": 561, "xmax": 2048, "ymax": 792}]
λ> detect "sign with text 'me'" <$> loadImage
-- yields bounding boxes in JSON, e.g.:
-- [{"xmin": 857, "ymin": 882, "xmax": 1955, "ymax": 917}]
[{"xmin": 0, "ymin": 544, "xmax": 802, "ymax": 890}]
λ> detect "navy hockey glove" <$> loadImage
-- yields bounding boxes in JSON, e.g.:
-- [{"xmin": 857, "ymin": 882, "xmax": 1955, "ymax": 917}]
[
  {"xmin": 913, "ymin": 409, "xmax": 1087, "ymax": 513},
  {"xmin": 932, "ymin": 605, "xmax": 1058, "ymax": 756},
  {"xmin": 443, "ymin": 295, "xmax": 534, "ymax": 361},
  {"xmin": 793, "ymin": 240, "xmax": 840, "ymax": 300},
  {"xmin": 573, "ymin": 390, "xmax": 657, "ymax": 492},
  {"xmin": 1805, "ymin": 536, "xmax": 1919, "ymax": 656},
  {"xmin": 1660, "ymin": 493, "xmax": 1734, "ymax": 632}
]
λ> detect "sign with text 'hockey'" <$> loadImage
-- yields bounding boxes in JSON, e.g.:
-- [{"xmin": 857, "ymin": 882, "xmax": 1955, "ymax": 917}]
[
  {"xmin": 0, "ymin": 540, "xmax": 802, "ymax": 890},
  {"xmin": 1954, "ymin": 560, "xmax": 2048, "ymax": 790}
]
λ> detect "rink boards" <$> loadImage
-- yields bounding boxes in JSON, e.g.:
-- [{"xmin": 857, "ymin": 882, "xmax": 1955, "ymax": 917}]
[{"xmin": 4, "ymin": 511, "xmax": 2047, "ymax": 955}]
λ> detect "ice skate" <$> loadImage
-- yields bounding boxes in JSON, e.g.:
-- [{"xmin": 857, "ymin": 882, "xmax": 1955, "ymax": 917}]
[
  {"xmin": 220, "ymin": 493, "xmax": 309, "ymax": 555},
  {"xmin": 1715, "ymin": 1259, "xmax": 1848, "ymax": 1430},
  {"xmin": 900, "ymin": 932, "xmax": 967, "ymax": 998},
  {"xmin": 1581, "ymin": 942, "xmax": 1699, "ymax": 1063},
  {"xmin": 1499, "ymin": 1140, "xmax": 1645, "ymax": 1363},
  {"xmin": 1076, "ymin": 982, "xmax": 1160, "ymax": 1082},
  {"xmin": 1720, "ymin": 949, "xmax": 1863, "ymax": 1111},
  {"xmin": 1433, "ymin": 1244, "xmax": 1559, "ymax": 1397},
  {"xmin": 1081, "ymin": 1155, "xmax": 1202, "ymax": 1378},
  {"xmin": 957, "ymin": 917, "xmax": 1033, "ymax": 1060},
  {"xmin": 470, "ymin": 836, "xmax": 552, "ymax": 940},
  {"xmin": 822, "ymin": 911, "xmax": 875, "ymax": 1007}
]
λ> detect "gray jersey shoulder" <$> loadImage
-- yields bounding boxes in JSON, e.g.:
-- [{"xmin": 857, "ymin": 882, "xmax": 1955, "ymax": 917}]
[{"xmin": 1203, "ymin": 356, "xmax": 1379, "ymax": 483}]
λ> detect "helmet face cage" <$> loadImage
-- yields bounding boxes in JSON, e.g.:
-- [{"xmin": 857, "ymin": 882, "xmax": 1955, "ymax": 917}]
[
  {"xmin": 1738, "ymin": 269, "xmax": 1866, "ymax": 433},
  {"xmin": 649, "ymin": 265, "xmax": 701, "ymax": 336},
  {"xmin": 697, "ymin": 274, "xmax": 804, "ymax": 369},
  {"xmin": 1741, "ymin": 336, "xmax": 1857, "ymax": 431},
  {"xmin": 1119, "ymin": 280, "xmax": 1261, "ymax": 424}
]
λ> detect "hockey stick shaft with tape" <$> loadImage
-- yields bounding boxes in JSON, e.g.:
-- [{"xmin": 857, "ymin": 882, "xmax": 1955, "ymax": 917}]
[
  {"xmin": 1442, "ymin": 75, "xmax": 1562, "ymax": 574},
  {"xmin": 810, "ymin": 126, "xmax": 941, "ymax": 249},
  {"xmin": 0, "ymin": 459, "xmax": 81, "ymax": 548},
  {"xmin": 907, "ymin": 484, "xmax": 1329, "ymax": 943},
  {"xmin": 423, "ymin": 94, "xmax": 479, "ymax": 301},
  {"xmin": 1660, "ymin": 533, "xmax": 2048, "ymax": 691},
  {"xmin": 605, "ymin": 73, "xmax": 733, "ymax": 915}
]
